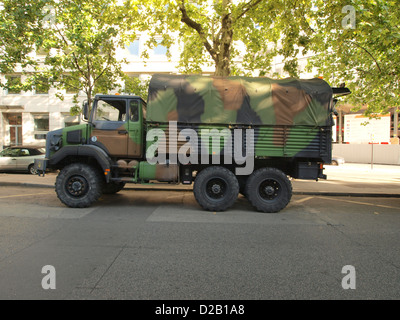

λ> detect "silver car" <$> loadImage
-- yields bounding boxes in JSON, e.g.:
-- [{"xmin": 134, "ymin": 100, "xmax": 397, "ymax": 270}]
[{"xmin": 0, "ymin": 146, "xmax": 45, "ymax": 174}]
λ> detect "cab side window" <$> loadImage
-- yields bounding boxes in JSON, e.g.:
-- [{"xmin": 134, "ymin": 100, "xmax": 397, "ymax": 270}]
[{"xmin": 130, "ymin": 100, "xmax": 139, "ymax": 122}]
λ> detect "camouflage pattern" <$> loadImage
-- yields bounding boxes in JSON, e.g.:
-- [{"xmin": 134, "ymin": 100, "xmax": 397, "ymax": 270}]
[
  {"xmin": 147, "ymin": 74, "xmax": 333, "ymax": 126},
  {"xmin": 146, "ymin": 74, "xmax": 334, "ymax": 161}
]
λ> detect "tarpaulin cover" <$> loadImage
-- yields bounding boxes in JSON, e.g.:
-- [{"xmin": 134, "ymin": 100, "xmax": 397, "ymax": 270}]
[{"xmin": 147, "ymin": 74, "xmax": 333, "ymax": 126}]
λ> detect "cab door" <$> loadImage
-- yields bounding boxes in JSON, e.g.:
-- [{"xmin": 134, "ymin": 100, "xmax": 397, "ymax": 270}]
[
  {"xmin": 127, "ymin": 99, "xmax": 143, "ymax": 158},
  {"xmin": 90, "ymin": 98, "xmax": 129, "ymax": 158}
]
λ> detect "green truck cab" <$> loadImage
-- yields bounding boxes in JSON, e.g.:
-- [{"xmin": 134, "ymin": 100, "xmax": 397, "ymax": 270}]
[{"xmin": 35, "ymin": 74, "xmax": 349, "ymax": 212}]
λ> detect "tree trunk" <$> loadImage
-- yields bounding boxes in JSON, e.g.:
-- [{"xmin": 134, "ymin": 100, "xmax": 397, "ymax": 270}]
[
  {"xmin": 214, "ymin": 55, "xmax": 231, "ymax": 76},
  {"xmin": 214, "ymin": 8, "xmax": 233, "ymax": 76}
]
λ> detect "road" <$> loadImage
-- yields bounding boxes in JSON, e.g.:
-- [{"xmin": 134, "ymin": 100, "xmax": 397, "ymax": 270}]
[{"xmin": 0, "ymin": 184, "xmax": 399, "ymax": 300}]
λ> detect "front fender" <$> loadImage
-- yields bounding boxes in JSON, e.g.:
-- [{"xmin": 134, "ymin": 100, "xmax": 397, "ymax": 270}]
[{"xmin": 49, "ymin": 145, "xmax": 112, "ymax": 181}]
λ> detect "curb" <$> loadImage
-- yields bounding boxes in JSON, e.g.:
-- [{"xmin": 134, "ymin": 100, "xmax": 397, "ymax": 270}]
[{"xmin": 0, "ymin": 181, "xmax": 399, "ymax": 198}]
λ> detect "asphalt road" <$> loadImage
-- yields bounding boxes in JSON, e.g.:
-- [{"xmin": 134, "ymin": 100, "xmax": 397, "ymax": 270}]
[{"xmin": 0, "ymin": 185, "xmax": 399, "ymax": 300}]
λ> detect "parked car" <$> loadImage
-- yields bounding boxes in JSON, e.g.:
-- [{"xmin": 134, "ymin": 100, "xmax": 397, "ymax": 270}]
[
  {"xmin": 330, "ymin": 155, "xmax": 345, "ymax": 166},
  {"xmin": 0, "ymin": 146, "xmax": 45, "ymax": 174}
]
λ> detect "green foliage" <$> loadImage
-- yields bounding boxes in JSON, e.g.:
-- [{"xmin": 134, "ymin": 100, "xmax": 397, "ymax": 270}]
[
  {"xmin": 0, "ymin": 0, "xmax": 138, "ymax": 112},
  {"xmin": 1, "ymin": 0, "xmax": 398, "ymax": 115},
  {"xmin": 0, "ymin": 0, "xmax": 48, "ymax": 74},
  {"xmin": 308, "ymin": 0, "xmax": 400, "ymax": 114},
  {"xmin": 132, "ymin": 0, "xmax": 317, "ymax": 77},
  {"xmin": 121, "ymin": 76, "xmax": 150, "ymax": 102}
]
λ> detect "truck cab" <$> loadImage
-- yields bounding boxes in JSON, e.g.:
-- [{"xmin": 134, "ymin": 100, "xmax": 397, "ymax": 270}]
[{"xmin": 86, "ymin": 95, "xmax": 146, "ymax": 159}]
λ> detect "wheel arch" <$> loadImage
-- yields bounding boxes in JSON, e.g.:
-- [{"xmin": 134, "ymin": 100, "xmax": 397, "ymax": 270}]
[{"xmin": 49, "ymin": 145, "xmax": 112, "ymax": 181}]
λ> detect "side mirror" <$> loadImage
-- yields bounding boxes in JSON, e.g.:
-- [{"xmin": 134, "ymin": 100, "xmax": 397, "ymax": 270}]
[{"xmin": 82, "ymin": 101, "xmax": 89, "ymax": 122}]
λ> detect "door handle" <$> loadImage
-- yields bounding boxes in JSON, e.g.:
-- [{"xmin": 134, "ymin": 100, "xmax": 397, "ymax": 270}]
[{"xmin": 118, "ymin": 130, "xmax": 128, "ymax": 135}]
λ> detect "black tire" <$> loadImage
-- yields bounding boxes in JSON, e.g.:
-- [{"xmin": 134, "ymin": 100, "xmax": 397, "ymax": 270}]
[
  {"xmin": 55, "ymin": 163, "xmax": 104, "ymax": 208},
  {"xmin": 245, "ymin": 167, "xmax": 292, "ymax": 213},
  {"xmin": 193, "ymin": 166, "xmax": 239, "ymax": 212},
  {"xmin": 103, "ymin": 182, "xmax": 126, "ymax": 194},
  {"xmin": 28, "ymin": 164, "xmax": 37, "ymax": 175}
]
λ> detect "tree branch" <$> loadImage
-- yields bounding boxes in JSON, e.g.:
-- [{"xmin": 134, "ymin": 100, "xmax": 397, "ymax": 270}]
[
  {"xmin": 346, "ymin": 40, "xmax": 382, "ymax": 73},
  {"xmin": 94, "ymin": 55, "xmax": 112, "ymax": 82},
  {"xmin": 178, "ymin": 0, "xmax": 217, "ymax": 61},
  {"xmin": 233, "ymin": 0, "xmax": 263, "ymax": 23},
  {"xmin": 53, "ymin": 23, "xmax": 88, "ymax": 80}
]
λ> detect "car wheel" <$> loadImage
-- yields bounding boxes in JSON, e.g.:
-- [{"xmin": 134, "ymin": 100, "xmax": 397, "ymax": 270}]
[
  {"xmin": 55, "ymin": 163, "xmax": 104, "ymax": 208},
  {"xmin": 245, "ymin": 167, "xmax": 292, "ymax": 213},
  {"xmin": 28, "ymin": 164, "xmax": 37, "ymax": 175},
  {"xmin": 193, "ymin": 166, "xmax": 239, "ymax": 212}
]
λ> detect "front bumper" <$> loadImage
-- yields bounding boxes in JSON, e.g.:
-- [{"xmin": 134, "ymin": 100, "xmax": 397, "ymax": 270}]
[{"xmin": 34, "ymin": 158, "xmax": 49, "ymax": 176}]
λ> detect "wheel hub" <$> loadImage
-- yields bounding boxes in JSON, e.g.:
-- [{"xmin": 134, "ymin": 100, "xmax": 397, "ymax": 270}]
[
  {"xmin": 211, "ymin": 184, "xmax": 221, "ymax": 194},
  {"xmin": 66, "ymin": 176, "xmax": 88, "ymax": 197},
  {"xmin": 264, "ymin": 185, "xmax": 275, "ymax": 196},
  {"xmin": 259, "ymin": 179, "xmax": 280, "ymax": 200},
  {"xmin": 71, "ymin": 181, "xmax": 83, "ymax": 192},
  {"xmin": 205, "ymin": 178, "xmax": 227, "ymax": 200}
]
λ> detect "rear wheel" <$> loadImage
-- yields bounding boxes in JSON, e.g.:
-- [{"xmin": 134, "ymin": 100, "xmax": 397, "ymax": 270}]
[
  {"xmin": 245, "ymin": 167, "xmax": 292, "ymax": 213},
  {"xmin": 193, "ymin": 166, "xmax": 239, "ymax": 212},
  {"xmin": 56, "ymin": 163, "xmax": 104, "ymax": 208},
  {"xmin": 28, "ymin": 164, "xmax": 37, "ymax": 175}
]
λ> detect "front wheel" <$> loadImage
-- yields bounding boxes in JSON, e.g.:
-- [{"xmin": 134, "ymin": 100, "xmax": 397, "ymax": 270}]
[
  {"xmin": 193, "ymin": 166, "xmax": 239, "ymax": 212},
  {"xmin": 245, "ymin": 167, "xmax": 292, "ymax": 213},
  {"xmin": 55, "ymin": 163, "xmax": 104, "ymax": 208}
]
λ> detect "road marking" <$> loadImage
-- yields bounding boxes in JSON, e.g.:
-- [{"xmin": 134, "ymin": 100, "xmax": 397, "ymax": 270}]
[
  {"xmin": 0, "ymin": 192, "xmax": 52, "ymax": 199},
  {"xmin": 293, "ymin": 196, "xmax": 314, "ymax": 204},
  {"xmin": 166, "ymin": 195, "xmax": 184, "ymax": 199},
  {"xmin": 0, "ymin": 202, "xmax": 97, "ymax": 219},
  {"xmin": 316, "ymin": 196, "xmax": 399, "ymax": 210}
]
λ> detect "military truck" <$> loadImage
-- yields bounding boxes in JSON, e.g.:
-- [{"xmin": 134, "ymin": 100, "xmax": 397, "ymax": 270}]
[{"xmin": 35, "ymin": 74, "xmax": 349, "ymax": 212}]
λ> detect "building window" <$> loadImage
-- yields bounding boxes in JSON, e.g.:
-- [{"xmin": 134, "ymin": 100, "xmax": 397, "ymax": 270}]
[
  {"xmin": 127, "ymin": 39, "xmax": 140, "ymax": 56},
  {"xmin": 63, "ymin": 114, "xmax": 80, "ymax": 127},
  {"xmin": 34, "ymin": 134, "xmax": 47, "ymax": 140},
  {"xmin": 33, "ymin": 114, "xmax": 49, "ymax": 132},
  {"xmin": 153, "ymin": 39, "xmax": 167, "ymax": 56},
  {"xmin": 6, "ymin": 75, "xmax": 22, "ymax": 94}
]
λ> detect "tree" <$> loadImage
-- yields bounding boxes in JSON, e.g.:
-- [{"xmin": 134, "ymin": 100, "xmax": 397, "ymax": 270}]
[
  {"xmin": 308, "ymin": 0, "xmax": 400, "ymax": 114},
  {"xmin": 0, "ymin": 0, "xmax": 48, "ymax": 75},
  {"xmin": 0, "ymin": 0, "xmax": 138, "ymax": 113},
  {"xmin": 121, "ymin": 75, "xmax": 150, "ymax": 102},
  {"xmin": 132, "ymin": 0, "xmax": 317, "ymax": 77}
]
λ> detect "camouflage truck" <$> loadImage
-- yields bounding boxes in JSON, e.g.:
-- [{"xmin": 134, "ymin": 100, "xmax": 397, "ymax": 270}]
[{"xmin": 35, "ymin": 74, "xmax": 349, "ymax": 212}]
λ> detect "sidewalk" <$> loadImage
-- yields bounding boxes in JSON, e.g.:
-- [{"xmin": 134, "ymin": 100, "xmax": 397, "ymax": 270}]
[{"xmin": 0, "ymin": 163, "xmax": 399, "ymax": 197}]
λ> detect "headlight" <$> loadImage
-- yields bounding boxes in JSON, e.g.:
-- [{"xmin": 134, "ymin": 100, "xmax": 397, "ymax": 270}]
[{"xmin": 50, "ymin": 135, "xmax": 62, "ymax": 151}]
